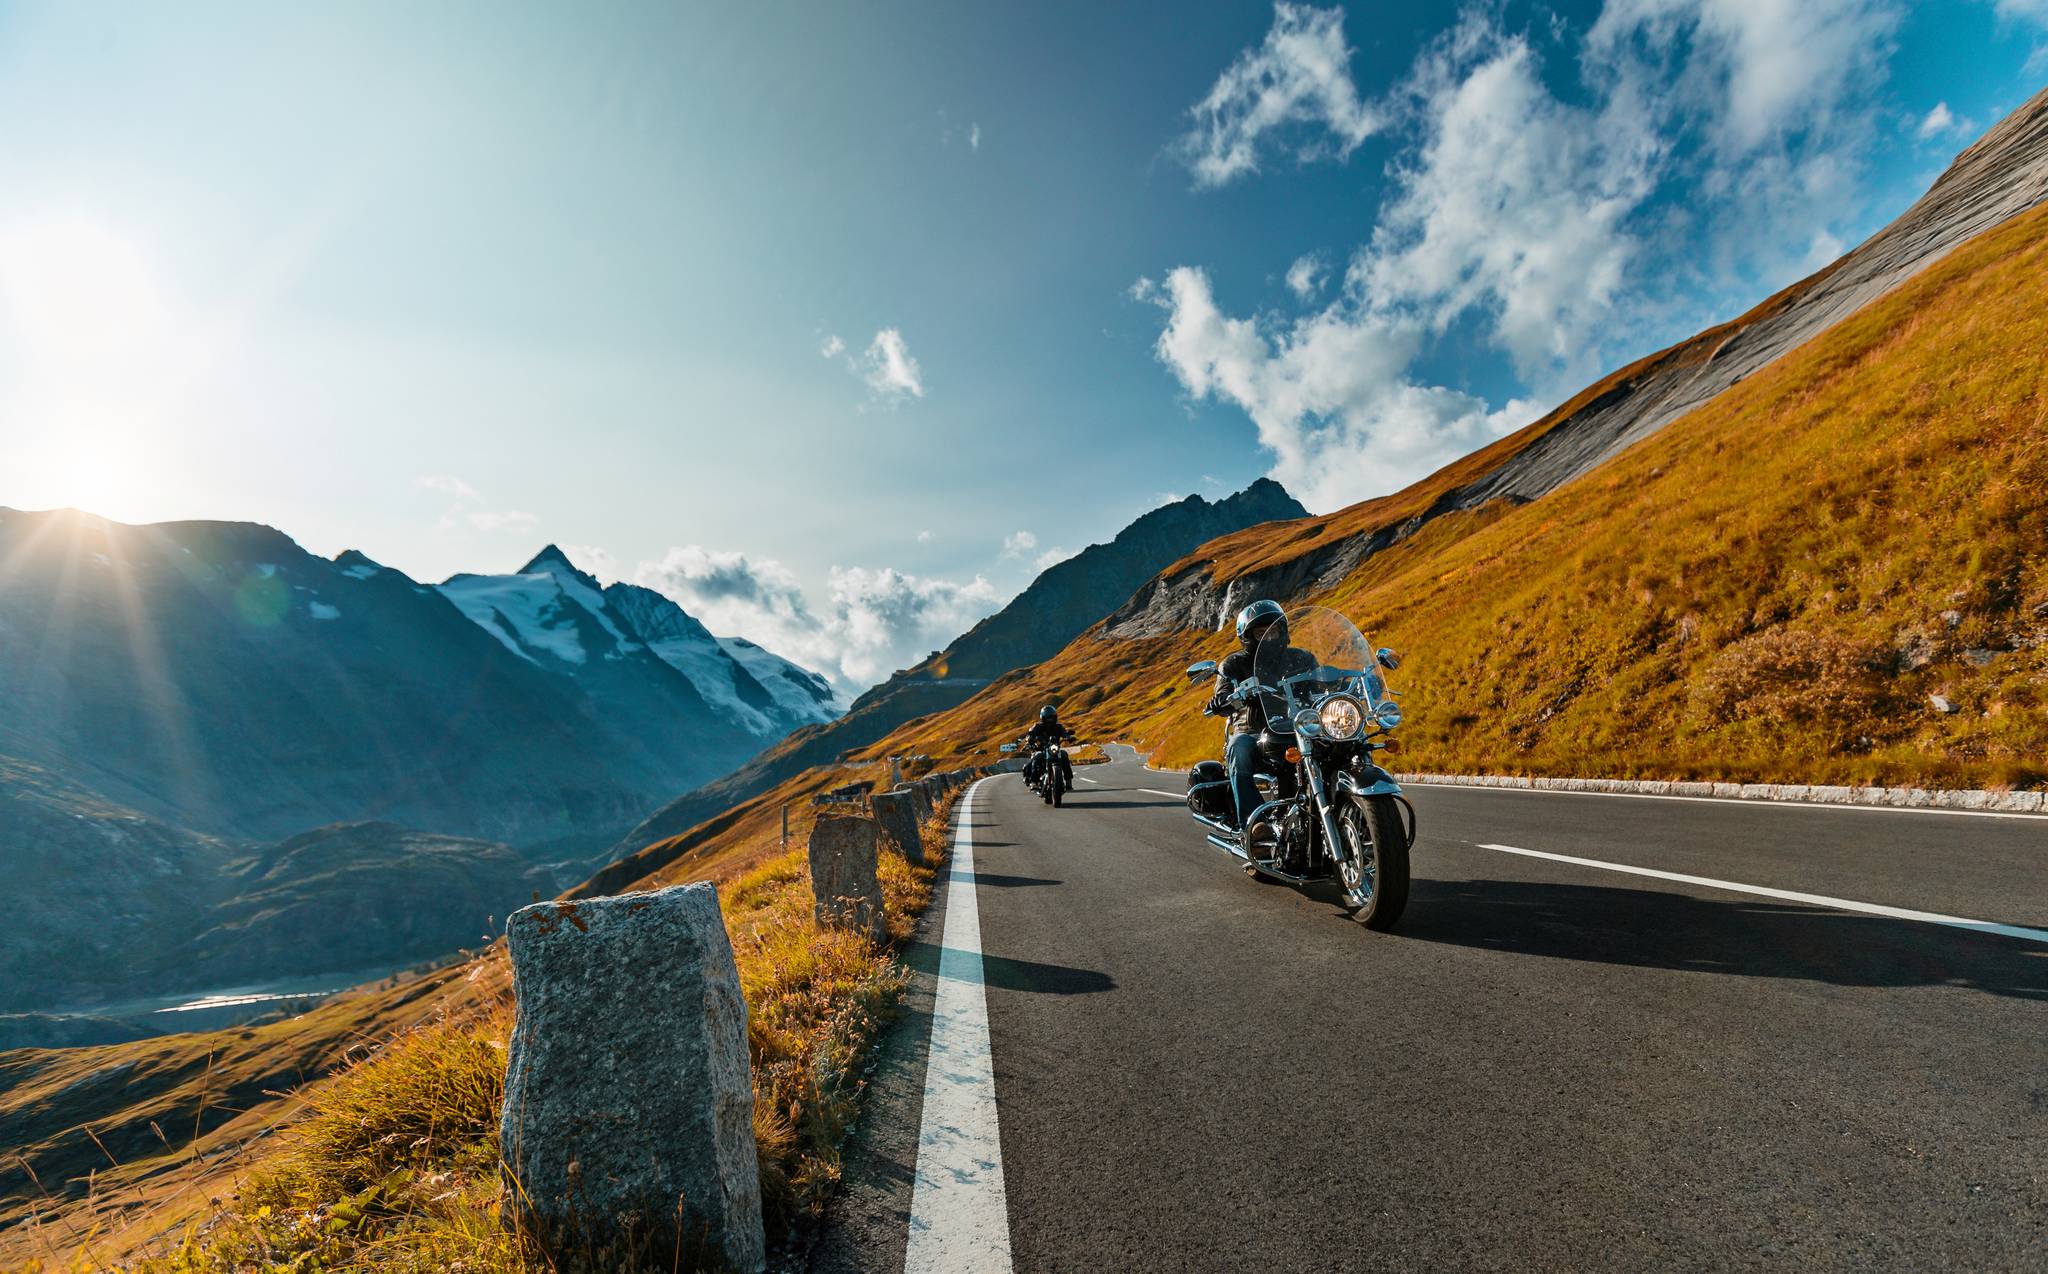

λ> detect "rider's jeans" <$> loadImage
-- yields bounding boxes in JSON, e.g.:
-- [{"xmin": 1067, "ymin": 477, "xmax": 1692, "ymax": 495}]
[{"xmin": 1225, "ymin": 732, "xmax": 1262, "ymax": 827}]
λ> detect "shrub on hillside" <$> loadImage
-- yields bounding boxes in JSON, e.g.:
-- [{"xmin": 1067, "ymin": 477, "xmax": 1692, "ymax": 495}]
[{"xmin": 1688, "ymin": 627, "xmax": 1890, "ymax": 740}]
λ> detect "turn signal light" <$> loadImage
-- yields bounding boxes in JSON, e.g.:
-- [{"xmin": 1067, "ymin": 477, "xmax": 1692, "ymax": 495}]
[
  {"xmin": 1284, "ymin": 746, "xmax": 1302, "ymax": 763},
  {"xmin": 1379, "ymin": 739, "xmax": 1401, "ymax": 754}
]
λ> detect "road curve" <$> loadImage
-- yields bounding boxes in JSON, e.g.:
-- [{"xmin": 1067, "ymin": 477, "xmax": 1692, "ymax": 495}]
[{"xmin": 805, "ymin": 750, "xmax": 2047, "ymax": 1271}]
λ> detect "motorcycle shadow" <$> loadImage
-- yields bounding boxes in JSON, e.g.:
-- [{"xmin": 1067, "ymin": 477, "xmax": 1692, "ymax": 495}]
[{"xmin": 1392, "ymin": 875, "xmax": 2045, "ymax": 1001}]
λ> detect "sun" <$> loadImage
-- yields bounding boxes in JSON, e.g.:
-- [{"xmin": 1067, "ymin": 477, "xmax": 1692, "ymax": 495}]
[{"xmin": 0, "ymin": 216, "xmax": 177, "ymax": 520}]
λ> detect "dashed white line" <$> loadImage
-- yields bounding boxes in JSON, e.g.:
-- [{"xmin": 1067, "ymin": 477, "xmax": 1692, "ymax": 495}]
[
  {"xmin": 1137, "ymin": 788, "xmax": 1184, "ymax": 799},
  {"xmin": 1477, "ymin": 842, "xmax": 2048, "ymax": 945},
  {"xmin": 905, "ymin": 779, "xmax": 1013, "ymax": 1274}
]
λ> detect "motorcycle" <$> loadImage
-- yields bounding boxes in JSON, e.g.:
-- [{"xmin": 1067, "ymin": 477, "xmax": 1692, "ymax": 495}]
[
  {"xmin": 1183, "ymin": 605, "xmax": 1416, "ymax": 930},
  {"xmin": 1000, "ymin": 738, "xmax": 1076, "ymax": 807}
]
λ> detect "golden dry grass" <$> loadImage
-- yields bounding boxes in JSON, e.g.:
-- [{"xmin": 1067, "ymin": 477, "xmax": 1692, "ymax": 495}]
[{"xmin": 6, "ymin": 786, "xmax": 966, "ymax": 1273}]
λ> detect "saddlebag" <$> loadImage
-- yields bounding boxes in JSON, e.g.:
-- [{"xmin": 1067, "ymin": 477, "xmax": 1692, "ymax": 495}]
[{"xmin": 1186, "ymin": 760, "xmax": 1233, "ymax": 819}]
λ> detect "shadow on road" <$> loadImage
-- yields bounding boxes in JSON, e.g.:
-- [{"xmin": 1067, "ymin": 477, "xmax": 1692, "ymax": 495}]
[
  {"xmin": 899, "ymin": 941, "xmax": 1116, "ymax": 995},
  {"xmin": 1395, "ymin": 876, "xmax": 2047, "ymax": 1000},
  {"xmin": 957, "ymin": 873, "xmax": 1062, "ymax": 888}
]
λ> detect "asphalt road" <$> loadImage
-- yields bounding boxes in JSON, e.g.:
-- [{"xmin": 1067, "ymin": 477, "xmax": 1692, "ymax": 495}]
[{"xmin": 804, "ymin": 749, "xmax": 2047, "ymax": 1272}]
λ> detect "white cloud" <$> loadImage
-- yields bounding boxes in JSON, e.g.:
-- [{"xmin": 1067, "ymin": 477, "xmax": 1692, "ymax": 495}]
[
  {"xmin": 561, "ymin": 544, "xmax": 621, "ymax": 582},
  {"xmin": 633, "ymin": 546, "xmax": 1000, "ymax": 691},
  {"xmin": 416, "ymin": 475, "xmax": 537, "ymax": 535},
  {"xmin": 1176, "ymin": 3, "xmax": 1382, "ymax": 188},
  {"xmin": 1917, "ymin": 102, "xmax": 1955, "ymax": 139},
  {"xmin": 1034, "ymin": 546, "xmax": 1076, "ymax": 571},
  {"xmin": 820, "ymin": 333, "xmax": 845, "ymax": 358},
  {"xmin": 916, "ymin": 529, "xmax": 933, "ymax": 542},
  {"xmin": 970, "ymin": 123, "xmax": 982, "ymax": 151},
  {"xmin": 1001, "ymin": 530, "xmax": 1038, "ymax": 558},
  {"xmin": 1139, "ymin": 265, "xmax": 1541, "ymax": 511},
  {"xmin": 1142, "ymin": 0, "xmax": 1904, "ymax": 514},
  {"xmin": 1284, "ymin": 253, "xmax": 1325, "ymax": 299},
  {"xmin": 860, "ymin": 328, "xmax": 924, "ymax": 402},
  {"xmin": 1587, "ymin": 0, "xmax": 1900, "ymax": 160}
]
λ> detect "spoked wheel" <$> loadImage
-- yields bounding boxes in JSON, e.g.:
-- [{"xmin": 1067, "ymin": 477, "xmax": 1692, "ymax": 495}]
[{"xmin": 1337, "ymin": 794, "xmax": 1410, "ymax": 930}]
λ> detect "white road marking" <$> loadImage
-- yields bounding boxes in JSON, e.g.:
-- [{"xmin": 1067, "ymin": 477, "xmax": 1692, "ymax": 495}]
[
  {"xmin": 1136, "ymin": 788, "xmax": 1184, "ymax": 799},
  {"xmin": 1423, "ymin": 780, "xmax": 2048, "ymax": 821},
  {"xmin": 1477, "ymin": 842, "xmax": 2048, "ymax": 945},
  {"xmin": 905, "ymin": 779, "xmax": 1014, "ymax": 1274},
  {"xmin": 1079, "ymin": 775, "xmax": 1101, "ymax": 784}
]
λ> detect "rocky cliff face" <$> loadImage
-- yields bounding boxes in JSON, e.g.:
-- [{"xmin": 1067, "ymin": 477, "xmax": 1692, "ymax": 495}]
[
  {"xmin": 604, "ymin": 479, "xmax": 1308, "ymax": 858},
  {"xmin": 1102, "ymin": 85, "xmax": 2048, "ymax": 640}
]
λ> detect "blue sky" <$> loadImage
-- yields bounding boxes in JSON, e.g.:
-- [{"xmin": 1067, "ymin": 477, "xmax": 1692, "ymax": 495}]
[{"xmin": 2, "ymin": 1, "xmax": 2044, "ymax": 689}]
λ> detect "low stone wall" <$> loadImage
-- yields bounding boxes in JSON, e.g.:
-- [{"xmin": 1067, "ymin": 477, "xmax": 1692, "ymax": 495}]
[{"xmin": 1398, "ymin": 772, "xmax": 2048, "ymax": 814}]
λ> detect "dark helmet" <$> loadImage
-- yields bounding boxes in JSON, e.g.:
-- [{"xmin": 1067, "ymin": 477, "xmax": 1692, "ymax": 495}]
[
  {"xmin": 1039, "ymin": 704, "xmax": 1057, "ymax": 722},
  {"xmin": 1235, "ymin": 599, "xmax": 1286, "ymax": 653}
]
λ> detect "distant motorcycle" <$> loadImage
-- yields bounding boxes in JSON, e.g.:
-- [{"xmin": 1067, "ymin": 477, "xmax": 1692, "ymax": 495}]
[
  {"xmin": 1001, "ymin": 738, "xmax": 1078, "ymax": 807},
  {"xmin": 1183, "ymin": 605, "xmax": 1415, "ymax": 929}
]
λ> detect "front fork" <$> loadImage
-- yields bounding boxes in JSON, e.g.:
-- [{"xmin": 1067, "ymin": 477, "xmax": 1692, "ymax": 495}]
[{"xmin": 1301, "ymin": 743, "xmax": 1349, "ymax": 865}]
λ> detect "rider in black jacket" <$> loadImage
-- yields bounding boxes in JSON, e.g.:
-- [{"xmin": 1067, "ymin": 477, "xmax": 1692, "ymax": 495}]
[
  {"xmin": 1206, "ymin": 600, "xmax": 1317, "ymax": 829},
  {"xmin": 1021, "ymin": 705, "xmax": 1076, "ymax": 792}
]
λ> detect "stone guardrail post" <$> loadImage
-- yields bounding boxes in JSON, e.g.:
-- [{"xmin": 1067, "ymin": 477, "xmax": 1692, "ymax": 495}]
[
  {"xmin": 808, "ymin": 812, "xmax": 887, "ymax": 942},
  {"xmin": 869, "ymin": 790, "xmax": 925, "ymax": 867},
  {"xmin": 499, "ymin": 884, "xmax": 765, "ymax": 1272}
]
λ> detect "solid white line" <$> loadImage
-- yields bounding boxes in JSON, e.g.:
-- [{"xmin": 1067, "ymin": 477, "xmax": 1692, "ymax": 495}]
[
  {"xmin": 1422, "ymin": 780, "xmax": 2048, "ymax": 821},
  {"xmin": 1477, "ymin": 842, "xmax": 2048, "ymax": 944},
  {"xmin": 1136, "ymin": 788, "xmax": 1183, "ymax": 799},
  {"xmin": 905, "ymin": 779, "xmax": 1013, "ymax": 1274}
]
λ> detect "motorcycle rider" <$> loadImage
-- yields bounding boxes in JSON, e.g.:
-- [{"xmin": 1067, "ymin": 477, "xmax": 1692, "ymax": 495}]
[
  {"xmin": 1020, "ymin": 704, "xmax": 1076, "ymax": 793},
  {"xmin": 1206, "ymin": 600, "xmax": 1317, "ymax": 831}
]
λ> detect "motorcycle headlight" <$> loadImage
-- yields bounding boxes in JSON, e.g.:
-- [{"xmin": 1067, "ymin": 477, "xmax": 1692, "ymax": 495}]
[
  {"xmin": 1374, "ymin": 701, "xmax": 1403, "ymax": 730},
  {"xmin": 1318, "ymin": 695, "xmax": 1364, "ymax": 741}
]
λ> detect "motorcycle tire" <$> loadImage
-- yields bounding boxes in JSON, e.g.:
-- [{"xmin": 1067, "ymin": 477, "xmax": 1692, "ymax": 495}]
[
  {"xmin": 1052, "ymin": 776, "xmax": 1063, "ymax": 808},
  {"xmin": 1338, "ymin": 793, "xmax": 1410, "ymax": 931}
]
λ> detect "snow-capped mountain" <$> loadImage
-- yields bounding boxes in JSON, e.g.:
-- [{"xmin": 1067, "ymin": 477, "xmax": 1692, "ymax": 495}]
[
  {"xmin": 719, "ymin": 635, "xmax": 844, "ymax": 719},
  {"xmin": 437, "ymin": 546, "xmax": 838, "ymax": 747},
  {"xmin": 604, "ymin": 582, "xmax": 842, "ymax": 737}
]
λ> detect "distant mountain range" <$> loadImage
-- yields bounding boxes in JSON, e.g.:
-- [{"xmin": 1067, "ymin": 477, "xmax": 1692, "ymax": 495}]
[
  {"xmin": 586, "ymin": 478, "xmax": 1308, "ymax": 883},
  {"xmin": 0, "ymin": 513, "xmax": 837, "ymax": 1015}
]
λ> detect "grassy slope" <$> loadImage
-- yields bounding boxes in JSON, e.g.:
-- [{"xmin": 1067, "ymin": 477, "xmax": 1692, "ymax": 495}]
[
  {"xmin": 1, "ymin": 776, "xmax": 966, "ymax": 1271},
  {"xmin": 863, "ymin": 200, "xmax": 2048, "ymax": 789}
]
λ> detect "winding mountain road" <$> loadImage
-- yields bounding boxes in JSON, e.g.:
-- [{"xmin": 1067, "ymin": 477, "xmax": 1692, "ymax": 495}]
[{"xmin": 806, "ymin": 747, "xmax": 2046, "ymax": 1271}]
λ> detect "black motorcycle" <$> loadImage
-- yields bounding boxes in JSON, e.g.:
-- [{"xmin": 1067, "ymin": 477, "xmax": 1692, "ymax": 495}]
[
  {"xmin": 1001, "ymin": 738, "xmax": 1076, "ymax": 807},
  {"xmin": 1184, "ymin": 605, "xmax": 1415, "ymax": 929}
]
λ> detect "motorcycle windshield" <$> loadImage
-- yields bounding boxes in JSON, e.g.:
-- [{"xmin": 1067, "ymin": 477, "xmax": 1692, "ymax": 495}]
[{"xmin": 1251, "ymin": 605, "xmax": 1386, "ymax": 733}]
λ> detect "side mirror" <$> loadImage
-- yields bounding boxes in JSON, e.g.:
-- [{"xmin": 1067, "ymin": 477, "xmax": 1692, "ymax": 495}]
[
  {"xmin": 1185, "ymin": 659, "xmax": 1218, "ymax": 682},
  {"xmin": 999, "ymin": 743, "xmax": 1017, "ymax": 753},
  {"xmin": 1375, "ymin": 648, "xmax": 1401, "ymax": 671}
]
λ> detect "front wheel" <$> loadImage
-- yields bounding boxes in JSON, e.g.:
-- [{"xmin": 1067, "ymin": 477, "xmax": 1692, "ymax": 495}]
[
  {"xmin": 1052, "ymin": 772, "xmax": 1064, "ymax": 808},
  {"xmin": 1337, "ymin": 794, "xmax": 1410, "ymax": 930}
]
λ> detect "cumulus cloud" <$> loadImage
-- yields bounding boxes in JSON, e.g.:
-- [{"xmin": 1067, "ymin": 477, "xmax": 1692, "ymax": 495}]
[
  {"xmin": 1000, "ymin": 530, "xmax": 1039, "ymax": 558},
  {"xmin": 1138, "ymin": 267, "xmax": 1541, "ymax": 511},
  {"xmin": 416, "ymin": 475, "xmax": 538, "ymax": 535},
  {"xmin": 1176, "ymin": 3, "xmax": 1382, "ymax": 187},
  {"xmin": 1035, "ymin": 546, "xmax": 1076, "ymax": 571},
  {"xmin": 1586, "ymin": 0, "xmax": 1899, "ymax": 160},
  {"xmin": 634, "ymin": 546, "xmax": 999, "ymax": 690},
  {"xmin": 819, "ymin": 333, "xmax": 845, "ymax": 358},
  {"xmin": 1284, "ymin": 253, "xmax": 1325, "ymax": 299},
  {"xmin": 1141, "ymin": 0, "xmax": 1904, "ymax": 513},
  {"xmin": 860, "ymin": 328, "xmax": 924, "ymax": 402}
]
